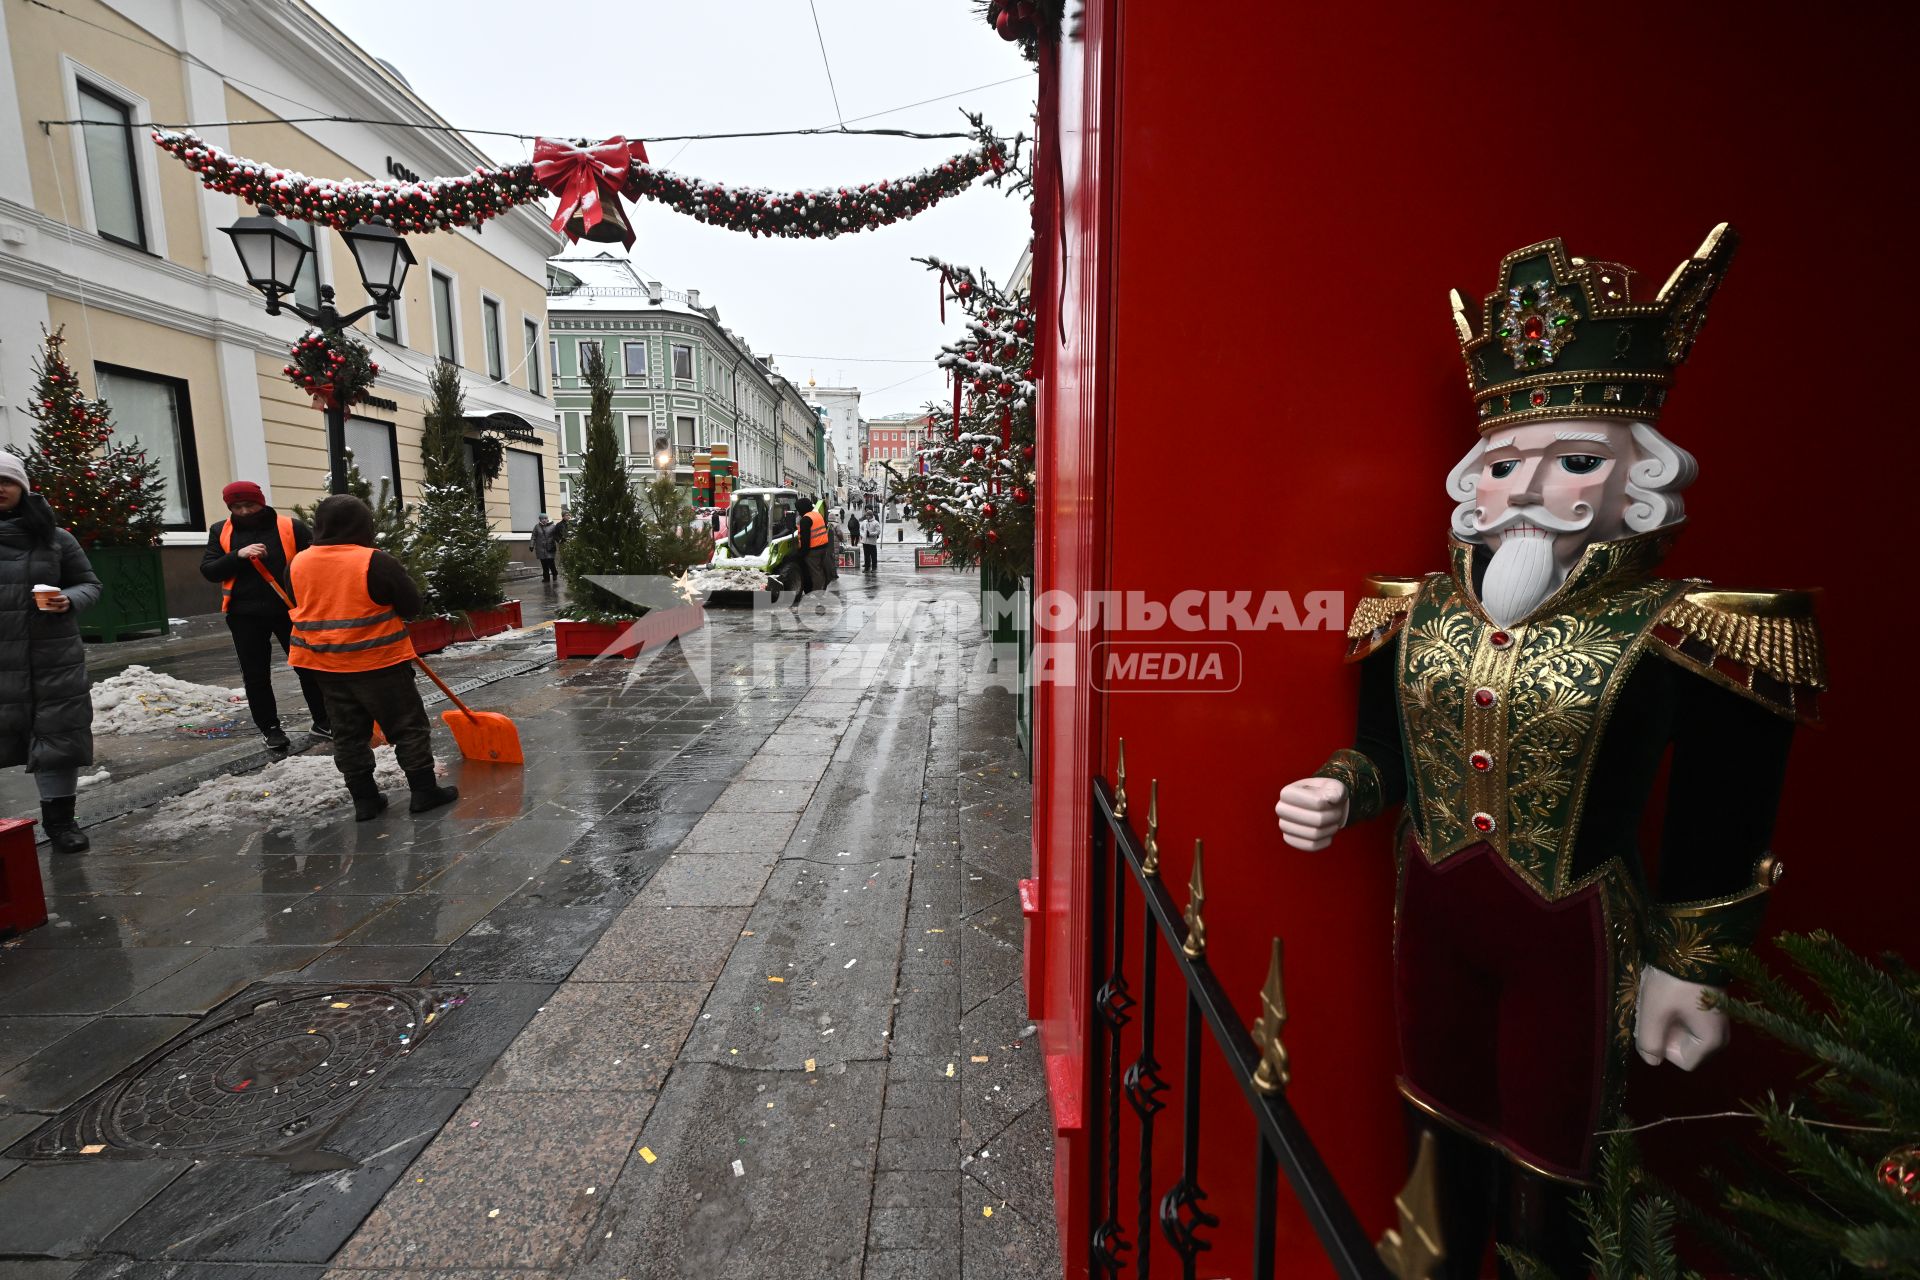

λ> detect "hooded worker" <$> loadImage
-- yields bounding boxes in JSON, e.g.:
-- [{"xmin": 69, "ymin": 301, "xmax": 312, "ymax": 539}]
[
  {"xmin": 199, "ymin": 479, "xmax": 330, "ymax": 752},
  {"xmin": 288, "ymin": 494, "xmax": 457, "ymax": 820}
]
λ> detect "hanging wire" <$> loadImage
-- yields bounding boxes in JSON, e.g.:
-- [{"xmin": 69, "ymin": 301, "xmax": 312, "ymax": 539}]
[{"xmin": 805, "ymin": 0, "xmax": 848, "ymax": 129}]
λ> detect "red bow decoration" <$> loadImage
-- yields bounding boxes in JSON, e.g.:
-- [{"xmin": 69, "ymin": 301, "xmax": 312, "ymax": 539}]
[{"xmin": 532, "ymin": 136, "xmax": 650, "ymax": 248}]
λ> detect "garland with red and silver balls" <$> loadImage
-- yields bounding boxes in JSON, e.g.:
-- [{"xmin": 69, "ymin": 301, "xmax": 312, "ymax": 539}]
[
  {"xmin": 151, "ymin": 117, "xmax": 1018, "ymax": 244},
  {"xmin": 910, "ymin": 256, "xmax": 1036, "ymax": 580}
]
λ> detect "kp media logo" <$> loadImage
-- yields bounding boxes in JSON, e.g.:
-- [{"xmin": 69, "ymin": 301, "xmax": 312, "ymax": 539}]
[{"xmin": 1090, "ymin": 642, "xmax": 1242, "ymax": 693}]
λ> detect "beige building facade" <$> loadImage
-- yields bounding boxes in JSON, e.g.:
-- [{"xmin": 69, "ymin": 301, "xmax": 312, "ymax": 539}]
[{"xmin": 0, "ymin": 0, "xmax": 561, "ymax": 611}]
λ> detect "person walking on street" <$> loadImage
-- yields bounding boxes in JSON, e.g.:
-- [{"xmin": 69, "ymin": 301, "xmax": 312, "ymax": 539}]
[
  {"xmin": 863, "ymin": 506, "xmax": 880, "ymax": 574},
  {"xmin": 289, "ymin": 494, "xmax": 458, "ymax": 822},
  {"xmin": 0, "ymin": 450, "xmax": 102, "ymax": 853},
  {"xmin": 531, "ymin": 512, "xmax": 560, "ymax": 585},
  {"xmin": 551, "ymin": 507, "xmax": 570, "ymax": 549},
  {"xmin": 200, "ymin": 480, "xmax": 330, "ymax": 753},
  {"xmin": 847, "ymin": 508, "xmax": 863, "ymax": 570},
  {"xmin": 794, "ymin": 498, "xmax": 832, "ymax": 603}
]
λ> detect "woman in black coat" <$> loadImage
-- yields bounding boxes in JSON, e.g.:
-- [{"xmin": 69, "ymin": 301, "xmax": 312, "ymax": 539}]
[{"xmin": 0, "ymin": 451, "xmax": 103, "ymax": 852}]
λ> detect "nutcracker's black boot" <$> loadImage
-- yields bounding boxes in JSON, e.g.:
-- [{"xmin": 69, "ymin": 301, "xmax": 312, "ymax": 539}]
[
  {"xmin": 1496, "ymin": 1164, "xmax": 1586, "ymax": 1279},
  {"xmin": 406, "ymin": 768, "xmax": 459, "ymax": 814},
  {"xmin": 1403, "ymin": 1105, "xmax": 1498, "ymax": 1280},
  {"xmin": 344, "ymin": 772, "xmax": 387, "ymax": 822},
  {"xmin": 40, "ymin": 796, "xmax": 90, "ymax": 853}
]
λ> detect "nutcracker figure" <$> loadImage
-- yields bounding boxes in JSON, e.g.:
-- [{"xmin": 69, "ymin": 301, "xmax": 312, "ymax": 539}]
[{"xmin": 1275, "ymin": 226, "xmax": 1825, "ymax": 1276}]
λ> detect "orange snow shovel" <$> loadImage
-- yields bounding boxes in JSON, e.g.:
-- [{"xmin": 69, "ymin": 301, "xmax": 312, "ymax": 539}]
[
  {"xmin": 411, "ymin": 655, "xmax": 523, "ymax": 765},
  {"xmin": 249, "ymin": 560, "xmax": 520, "ymax": 762}
]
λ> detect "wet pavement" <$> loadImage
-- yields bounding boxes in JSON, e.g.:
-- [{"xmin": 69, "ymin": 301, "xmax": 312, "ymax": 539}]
[{"xmin": 0, "ymin": 547, "xmax": 1056, "ymax": 1279}]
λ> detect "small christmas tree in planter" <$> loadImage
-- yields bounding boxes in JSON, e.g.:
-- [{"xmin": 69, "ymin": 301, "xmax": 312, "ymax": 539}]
[
  {"xmin": 405, "ymin": 361, "xmax": 514, "ymax": 649},
  {"xmin": 555, "ymin": 342, "xmax": 661, "ymax": 657},
  {"xmin": 20, "ymin": 328, "xmax": 169, "ymax": 641}
]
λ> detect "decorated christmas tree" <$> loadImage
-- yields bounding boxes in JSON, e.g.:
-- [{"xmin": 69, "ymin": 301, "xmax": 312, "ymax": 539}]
[
  {"xmin": 910, "ymin": 256, "xmax": 1037, "ymax": 580},
  {"xmin": 19, "ymin": 328, "xmax": 165, "ymax": 548},
  {"xmin": 560, "ymin": 342, "xmax": 648, "ymax": 619},
  {"xmin": 405, "ymin": 360, "xmax": 509, "ymax": 614}
]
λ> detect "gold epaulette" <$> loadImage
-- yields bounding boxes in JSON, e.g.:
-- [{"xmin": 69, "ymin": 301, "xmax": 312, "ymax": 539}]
[
  {"xmin": 1648, "ymin": 587, "xmax": 1826, "ymax": 722},
  {"xmin": 1344, "ymin": 576, "xmax": 1423, "ymax": 662}
]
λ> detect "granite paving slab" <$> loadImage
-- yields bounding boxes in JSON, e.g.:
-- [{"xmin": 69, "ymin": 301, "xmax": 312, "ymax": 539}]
[
  {"xmin": 24, "ymin": 895, "xmax": 266, "ymax": 950},
  {"xmin": 962, "ymin": 1171, "xmax": 1060, "ymax": 1280},
  {"xmin": 108, "ymin": 947, "xmax": 329, "ymax": 1015},
  {"xmin": 677, "ymin": 809, "xmax": 801, "ymax": 853},
  {"xmin": 572, "ymin": 906, "xmax": 750, "ymax": 983},
  {"xmin": 297, "ymin": 946, "xmax": 443, "ymax": 982},
  {"xmin": 331, "ymin": 1089, "xmax": 652, "ymax": 1271},
  {"xmin": 479, "ymin": 981, "xmax": 707, "ymax": 1092},
  {"xmin": 632, "ymin": 854, "xmax": 776, "ymax": 908},
  {"xmin": 0, "ymin": 1014, "xmax": 197, "ymax": 1113},
  {"xmin": 736, "ymin": 754, "xmax": 832, "ymax": 783},
  {"xmin": 707, "ymin": 780, "xmax": 814, "ymax": 814},
  {"xmin": 379, "ymin": 982, "xmax": 556, "ymax": 1090},
  {"xmin": 0, "ymin": 1016, "xmax": 90, "ymax": 1074},
  {"xmin": 504, "ymin": 847, "xmax": 670, "ymax": 909},
  {"xmin": 431, "ymin": 905, "xmax": 620, "ymax": 982},
  {"xmin": 681, "ymin": 860, "xmax": 911, "ymax": 1071},
  {"xmin": 0, "ymin": 1156, "xmax": 191, "ymax": 1256},
  {"xmin": 338, "ymin": 894, "xmax": 506, "ymax": 947},
  {"xmin": 574, "ymin": 1061, "xmax": 886, "ymax": 1280},
  {"xmin": 0, "ymin": 949, "xmax": 201, "ymax": 1016}
]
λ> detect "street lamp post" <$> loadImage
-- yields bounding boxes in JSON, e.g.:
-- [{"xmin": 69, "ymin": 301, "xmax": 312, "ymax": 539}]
[{"xmin": 222, "ymin": 216, "xmax": 416, "ymax": 495}]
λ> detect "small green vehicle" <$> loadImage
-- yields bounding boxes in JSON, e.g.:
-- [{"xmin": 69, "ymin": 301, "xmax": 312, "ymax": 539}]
[{"xmin": 710, "ymin": 487, "xmax": 806, "ymax": 595}]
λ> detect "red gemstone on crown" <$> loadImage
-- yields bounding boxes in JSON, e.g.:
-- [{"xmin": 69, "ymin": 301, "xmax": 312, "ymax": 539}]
[
  {"xmin": 1522, "ymin": 314, "xmax": 1546, "ymax": 341},
  {"xmin": 1529, "ymin": 388, "xmax": 1549, "ymax": 407}
]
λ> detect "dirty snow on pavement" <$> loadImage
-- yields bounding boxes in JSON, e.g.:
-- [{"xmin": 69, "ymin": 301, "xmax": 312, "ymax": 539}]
[
  {"xmin": 91, "ymin": 664, "xmax": 248, "ymax": 734},
  {"xmin": 144, "ymin": 746, "xmax": 411, "ymax": 838}
]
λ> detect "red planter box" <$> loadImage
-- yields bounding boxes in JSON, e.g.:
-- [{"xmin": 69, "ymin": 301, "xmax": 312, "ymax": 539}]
[
  {"xmin": 450, "ymin": 600, "xmax": 522, "ymax": 643},
  {"xmin": 1, "ymin": 817, "xmax": 47, "ymax": 938},
  {"xmin": 408, "ymin": 600, "xmax": 523, "ymax": 655},
  {"xmin": 554, "ymin": 606, "xmax": 705, "ymax": 659},
  {"xmin": 408, "ymin": 616, "xmax": 453, "ymax": 655}
]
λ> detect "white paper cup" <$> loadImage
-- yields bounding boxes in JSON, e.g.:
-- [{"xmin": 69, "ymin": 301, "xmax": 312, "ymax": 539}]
[{"xmin": 32, "ymin": 583, "xmax": 60, "ymax": 610}]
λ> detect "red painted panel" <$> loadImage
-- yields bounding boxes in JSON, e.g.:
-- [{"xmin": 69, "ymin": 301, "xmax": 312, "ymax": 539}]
[{"xmin": 1033, "ymin": 2, "xmax": 1913, "ymax": 1276}]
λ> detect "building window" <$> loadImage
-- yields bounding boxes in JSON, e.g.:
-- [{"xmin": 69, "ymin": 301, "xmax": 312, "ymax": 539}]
[
  {"xmin": 95, "ymin": 365, "xmax": 199, "ymax": 528},
  {"xmin": 550, "ymin": 338, "xmax": 561, "ymax": 383},
  {"xmin": 563, "ymin": 412, "xmax": 583, "ymax": 460},
  {"xmin": 287, "ymin": 219, "xmax": 321, "ymax": 312},
  {"xmin": 625, "ymin": 412, "xmax": 651, "ymax": 457},
  {"xmin": 674, "ymin": 414, "xmax": 697, "ymax": 456},
  {"xmin": 525, "ymin": 319, "xmax": 542, "ymax": 394},
  {"xmin": 506, "ymin": 448, "xmax": 543, "ymax": 532},
  {"xmin": 671, "ymin": 343, "xmax": 693, "ymax": 381},
  {"xmin": 482, "ymin": 297, "xmax": 504, "ymax": 380},
  {"xmin": 622, "ymin": 341, "xmax": 648, "ymax": 379},
  {"xmin": 76, "ymin": 81, "xmax": 145, "ymax": 249},
  {"xmin": 345, "ymin": 416, "xmax": 402, "ymax": 505},
  {"xmin": 431, "ymin": 270, "xmax": 457, "ymax": 363}
]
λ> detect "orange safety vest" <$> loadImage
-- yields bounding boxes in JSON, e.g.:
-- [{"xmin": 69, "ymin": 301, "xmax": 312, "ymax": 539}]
[
  {"xmin": 800, "ymin": 510, "xmax": 829, "ymax": 549},
  {"xmin": 287, "ymin": 544, "xmax": 416, "ymax": 673},
  {"xmin": 219, "ymin": 513, "xmax": 298, "ymax": 612}
]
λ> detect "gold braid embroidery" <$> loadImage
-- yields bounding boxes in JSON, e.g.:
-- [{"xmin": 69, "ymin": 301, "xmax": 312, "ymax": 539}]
[
  {"xmin": 1660, "ymin": 596, "xmax": 1828, "ymax": 690},
  {"xmin": 1347, "ymin": 593, "xmax": 1417, "ymax": 641}
]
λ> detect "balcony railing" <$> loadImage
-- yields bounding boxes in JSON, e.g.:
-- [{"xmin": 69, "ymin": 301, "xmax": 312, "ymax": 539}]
[{"xmin": 1087, "ymin": 745, "xmax": 1437, "ymax": 1279}]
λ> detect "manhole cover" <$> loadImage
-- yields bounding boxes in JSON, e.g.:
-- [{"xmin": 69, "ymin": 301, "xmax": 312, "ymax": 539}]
[{"xmin": 10, "ymin": 984, "xmax": 464, "ymax": 1160}]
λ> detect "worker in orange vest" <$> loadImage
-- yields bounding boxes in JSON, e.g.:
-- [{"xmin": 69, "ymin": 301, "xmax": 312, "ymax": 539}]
[
  {"xmin": 199, "ymin": 480, "xmax": 329, "ymax": 753},
  {"xmin": 794, "ymin": 498, "xmax": 833, "ymax": 603},
  {"xmin": 288, "ymin": 494, "xmax": 457, "ymax": 821}
]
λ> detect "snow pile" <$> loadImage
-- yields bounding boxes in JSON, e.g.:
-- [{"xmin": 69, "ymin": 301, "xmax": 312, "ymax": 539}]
[
  {"xmin": 680, "ymin": 565, "xmax": 772, "ymax": 595},
  {"xmin": 92, "ymin": 665, "xmax": 247, "ymax": 734},
  {"xmin": 143, "ymin": 746, "xmax": 411, "ymax": 839}
]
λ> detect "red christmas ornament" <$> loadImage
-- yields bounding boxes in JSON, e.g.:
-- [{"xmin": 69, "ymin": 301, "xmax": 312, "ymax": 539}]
[
  {"xmin": 1013, "ymin": 486, "xmax": 1030, "ymax": 505},
  {"xmin": 971, "ymin": 446, "xmax": 986, "ymax": 462},
  {"xmin": 1021, "ymin": 445, "xmax": 1035, "ymax": 462},
  {"xmin": 980, "ymin": 502, "xmax": 996, "ymax": 520},
  {"xmin": 997, "ymin": 382, "xmax": 1014, "ymax": 397},
  {"xmin": 985, "ymin": 528, "xmax": 1000, "ymax": 543},
  {"xmin": 956, "ymin": 280, "xmax": 973, "ymax": 297}
]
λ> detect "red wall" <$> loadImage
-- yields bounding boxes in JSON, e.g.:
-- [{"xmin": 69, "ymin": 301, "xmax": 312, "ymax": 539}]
[{"xmin": 1032, "ymin": 2, "xmax": 1916, "ymax": 1276}]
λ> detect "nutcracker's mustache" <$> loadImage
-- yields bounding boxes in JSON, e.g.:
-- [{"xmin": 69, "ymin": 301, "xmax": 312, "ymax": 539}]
[{"xmin": 1473, "ymin": 504, "xmax": 1594, "ymax": 537}]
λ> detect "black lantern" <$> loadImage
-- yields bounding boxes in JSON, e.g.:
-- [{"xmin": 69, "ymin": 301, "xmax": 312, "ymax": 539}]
[
  {"xmin": 222, "ymin": 215, "xmax": 308, "ymax": 307},
  {"xmin": 341, "ymin": 221, "xmax": 415, "ymax": 313}
]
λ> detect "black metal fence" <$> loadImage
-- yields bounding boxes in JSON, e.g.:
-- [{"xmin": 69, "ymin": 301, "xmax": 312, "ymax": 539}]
[{"xmin": 1088, "ymin": 768, "xmax": 1400, "ymax": 1279}]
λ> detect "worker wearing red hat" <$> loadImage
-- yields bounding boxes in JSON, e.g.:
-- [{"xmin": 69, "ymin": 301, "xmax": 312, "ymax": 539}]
[{"xmin": 199, "ymin": 479, "xmax": 329, "ymax": 753}]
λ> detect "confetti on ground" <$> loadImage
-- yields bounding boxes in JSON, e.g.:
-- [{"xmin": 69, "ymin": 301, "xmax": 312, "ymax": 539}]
[
  {"xmin": 972, "ymin": 1055, "xmax": 989, "ymax": 1063},
  {"xmin": 843, "ymin": 958, "xmax": 857, "ymax": 969},
  {"xmin": 80, "ymin": 1144, "xmax": 105, "ymax": 1155},
  {"xmin": 805, "ymin": 1059, "xmax": 816, "ymax": 1073},
  {"xmin": 945, "ymin": 1063, "xmax": 955, "ymax": 1078},
  {"xmin": 487, "ymin": 1209, "xmax": 500, "ymax": 1219},
  {"xmin": 767, "ymin": 976, "xmax": 784, "ymax": 983},
  {"xmin": 983, "ymin": 1206, "xmax": 994, "ymax": 1217},
  {"xmin": 330, "ymin": 1002, "xmax": 351, "ymax": 1009},
  {"xmin": 731, "ymin": 1159, "xmax": 746, "ymax": 1177},
  {"xmin": 639, "ymin": 1147, "xmax": 657, "ymax": 1163}
]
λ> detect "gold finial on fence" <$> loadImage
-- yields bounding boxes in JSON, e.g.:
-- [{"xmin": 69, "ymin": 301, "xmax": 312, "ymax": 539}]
[
  {"xmin": 1182, "ymin": 839, "xmax": 1207, "ymax": 959},
  {"xmin": 1250, "ymin": 937, "xmax": 1289, "ymax": 1094},
  {"xmin": 1142, "ymin": 780, "xmax": 1160, "ymax": 877},
  {"xmin": 1378, "ymin": 1130, "xmax": 1446, "ymax": 1280},
  {"xmin": 1114, "ymin": 739, "xmax": 1129, "ymax": 818}
]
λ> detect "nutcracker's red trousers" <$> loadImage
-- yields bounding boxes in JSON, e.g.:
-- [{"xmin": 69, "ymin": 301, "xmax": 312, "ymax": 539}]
[{"xmin": 1394, "ymin": 837, "xmax": 1612, "ymax": 1183}]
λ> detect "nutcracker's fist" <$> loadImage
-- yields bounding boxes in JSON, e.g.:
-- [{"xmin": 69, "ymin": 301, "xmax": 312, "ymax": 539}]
[
  {"xmin": 1275, "ymin": 777, "xmax": 1349, "ymax": 851},
  {"xmin": 1634, "ymin": 966, "xmax": 1729, "ymax": 1071}
]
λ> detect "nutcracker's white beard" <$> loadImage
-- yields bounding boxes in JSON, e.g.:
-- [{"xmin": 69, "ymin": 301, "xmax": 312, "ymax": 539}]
[{"xmin": 1480, "ymin": 523, "xmax": 1568, "ymax": 627}]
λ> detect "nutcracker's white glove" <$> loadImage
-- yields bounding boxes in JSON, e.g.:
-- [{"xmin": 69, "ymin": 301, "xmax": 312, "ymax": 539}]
[
  {"xmin": 1634, "ymin": 965, "xmax": 1728, "ymax": 1070},
  {"xmin": 1275, "ymin": 777, "xmax": 1350, "ymax": 851}
]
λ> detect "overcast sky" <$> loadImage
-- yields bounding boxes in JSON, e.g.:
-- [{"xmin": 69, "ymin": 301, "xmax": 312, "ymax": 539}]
[{"xmin": 308, "ymin": 0, "xmax": 1036, "ymax": 417}]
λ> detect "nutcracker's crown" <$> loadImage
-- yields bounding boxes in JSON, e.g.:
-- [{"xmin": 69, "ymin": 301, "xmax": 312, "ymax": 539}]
[{"xmin": 1449, "ymin": 224, "xmax": 1739, "ymax": 435}]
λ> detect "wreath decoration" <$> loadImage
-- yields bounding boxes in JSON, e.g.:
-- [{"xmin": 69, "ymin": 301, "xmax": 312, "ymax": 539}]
[{"xmin": 284, "ymin": 328, "xmax": 379, "ymax": 410}]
